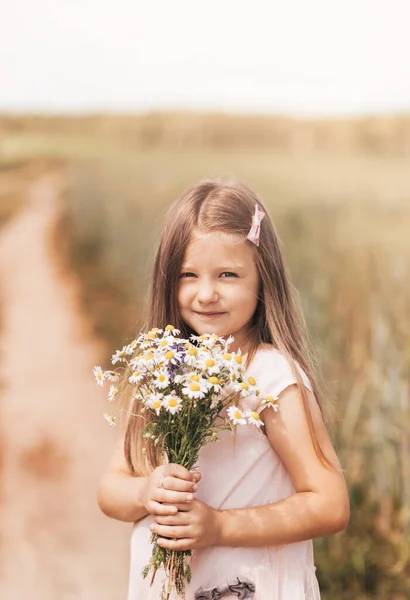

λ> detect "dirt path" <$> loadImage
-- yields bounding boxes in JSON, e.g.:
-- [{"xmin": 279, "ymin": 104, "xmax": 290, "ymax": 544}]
[{"xmin": 0, "ymin": 172, "xmax": 130, "ymax": 599}]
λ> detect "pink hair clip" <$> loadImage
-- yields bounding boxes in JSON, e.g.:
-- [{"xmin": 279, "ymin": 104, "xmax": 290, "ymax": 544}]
[{"xmin": 247, "ymin": 204, "xmax": 265, "ymax": 247}]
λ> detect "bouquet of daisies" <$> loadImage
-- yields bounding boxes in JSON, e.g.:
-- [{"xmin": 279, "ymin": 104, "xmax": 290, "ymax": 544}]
[{"xmin": 94, "ymin": 325, "xmax": 278, "ymax": 599}]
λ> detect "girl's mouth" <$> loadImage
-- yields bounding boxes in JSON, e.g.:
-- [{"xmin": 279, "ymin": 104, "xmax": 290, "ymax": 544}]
[{"xmin": 194, "ymin": 311, "xmax": 225, "ymax": 319}]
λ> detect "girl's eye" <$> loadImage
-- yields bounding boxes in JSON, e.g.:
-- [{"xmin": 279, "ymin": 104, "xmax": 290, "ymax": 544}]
[
  {"xmin": 179, "ymin": 272, "xmax": 197, "ymax": 278},
  {"xmin": 220, "ymin": 272, "xmax": 238, "ymax": 278}
]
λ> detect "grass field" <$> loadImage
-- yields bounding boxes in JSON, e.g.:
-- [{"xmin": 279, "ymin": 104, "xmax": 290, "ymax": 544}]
[{"xmin": 2, "ymin": 113, "xmax": 410, "ymax": 599}]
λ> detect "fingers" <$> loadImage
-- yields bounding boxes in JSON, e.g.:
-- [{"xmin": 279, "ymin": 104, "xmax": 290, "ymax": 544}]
[
  {"xmin": 150, "ymin": 523, "xmax": 188, "ymax": 539},
  {"xmin": 163, "ymin": 464, "xmax": 198, "ymax": 482},
  {"xmin": 192, "ymin": 471, "xmax": 201, "ymax": 483},
  {"xmin": 160, "ymin": 474, "xmax": 198, "ymax": 494},
  {"xmin": 155, "ymin": 488, "xmax": 195, "ymax": 505},
  {"xmin": 154, "ymin": 512, "xmax": 191, "ymax": 526},
  {"xmin": 172, "ymin": 502, "xmax": 194, "ymax": 512},
  {"xmin": 146, "ymin": 501, "xmax": 178, "ymax": 516}
]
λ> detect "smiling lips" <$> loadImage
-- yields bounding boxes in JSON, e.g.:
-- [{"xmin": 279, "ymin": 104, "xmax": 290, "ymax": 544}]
[{"xmin": 194, "ymin": 311, "xmax": 225, "ymax": 318}]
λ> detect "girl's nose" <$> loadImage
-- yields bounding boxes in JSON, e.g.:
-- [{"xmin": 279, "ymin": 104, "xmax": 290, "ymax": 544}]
[{"xmin": 196, "ymin": 279, "xmax": 218, "ymax": 303}]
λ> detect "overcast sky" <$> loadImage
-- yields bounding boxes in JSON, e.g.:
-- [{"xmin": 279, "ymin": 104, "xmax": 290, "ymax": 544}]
[{"xmin": 1, "ymin": 0, "xmax": 410, "ymax": 116}]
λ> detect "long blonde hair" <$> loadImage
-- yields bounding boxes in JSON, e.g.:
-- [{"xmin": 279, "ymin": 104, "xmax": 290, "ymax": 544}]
[{"xmin": 124, "ymin": 180, "xmax": 328, "ymax": 475}]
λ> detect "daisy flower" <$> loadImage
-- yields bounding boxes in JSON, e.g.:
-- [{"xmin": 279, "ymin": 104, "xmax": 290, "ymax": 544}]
[
  {"xmin": 154, "ymin": 368, "xmax": 170, "ymax": 390},
  {"xmin": 111, "ymin": 347, "xmax": 129, "ymax": 365},
  {"xmin": 158, "ymin": 338, "xmax": 171, "ymax": 349},
  {"xmin": 139, "ymin": 333, "xmax": 159, "ymax": 349},
  {"xmin": 93, "ymin": 366, "xmax": 105, "ymax": 387},
  {"xmin": 164, "ymin": 325, "xmax": 180, "ymax": 336},
  {"xmin": 245, "ymin": 409, "xmax": 263, "ymax": 428},
  {"xmin": 182, "ymin": 381, "xmax": 206, "ymax": 400},
  {"xmin": 201, "ymin": 356, "xmax": 221, "ymax": 376},
  {"xmin": 129, "ymin": 369, "xmax": 144, "ymax": 384},
  {"xmin": 222, "ymin": 352, "xmax": 233, "ymax": 367},
  {"xmin": 146, "ymin": 393, "xmax": 164, "ymax": 415},
  {"xmin": 233, "ymin": 350, "xmax": 243, "ymax": 366},
  {"xmin": 102, "ymin": 412, "xmax": 116, "ymax": 426},
  {"xmin": 105, "ymin": 370, "xmax": 120, "ymax": 382},
  {"xmin": 162, "ymin": 393, "xmax": 183, "ymax": 415},
  {"xmin": 227, "ymin": 406, "xmax": 247, "ymax": 425},
  {"xmin": 139, "ymin": 350, "xmax": 157, "ymax": 368},
  {"xmin": 161, "ymin": 348, "xmax": 182, "ymax": 366},
  {"xmin": 207, "ymin": 376, "xmax": 222, "ymax": 393},
  {"xmin": 195, "ymin": 333, "xmax": 220, "ymax": 349},
  {"xmin": 125, "ymin": 340, "xmax": 138, "ymax": 354},
  {"xmin": 149, "ymin": 327, "xmax": 163, "ymax": 335},
  {"xmin": 108, "ymin": 385, "xmax": 119, "ymax": 402},
  {"xmin": 239, "ymin": 376, "xmax": 258, "ymax": 395},
  {"xmin": 184, "ymin": 346, "xmax": 200, "ymax": 366},
  {"xmin": 263, "ymin": 395, "xmax": 280, "ymax": 412}
]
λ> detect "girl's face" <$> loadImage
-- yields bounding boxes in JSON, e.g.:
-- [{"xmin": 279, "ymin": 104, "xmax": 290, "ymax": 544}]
[{"xmin": 177, "ymin": 231, "xmax": 260, "ymax": 352}]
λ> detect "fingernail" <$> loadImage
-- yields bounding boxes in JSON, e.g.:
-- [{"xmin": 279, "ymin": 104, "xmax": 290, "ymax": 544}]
[
  {"xmin": 186, "ymin": 493, "xmax": 193, "ymax": 501},
  {"xmin": 149, "ymin": 523, "xmax": 154, "ymax": 531},
  {"xmin": 192, "ymin": 484, "xmax": 198, "ymax": 492}
]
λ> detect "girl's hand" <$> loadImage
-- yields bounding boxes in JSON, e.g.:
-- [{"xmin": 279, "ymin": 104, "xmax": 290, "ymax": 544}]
[
  {"xmin": 142, "ymin": 464, "xmax": 201, "ymax": 517},
  {"xmin": 151, "ymin": 498, "xmax": 221, "ymax": 550}
]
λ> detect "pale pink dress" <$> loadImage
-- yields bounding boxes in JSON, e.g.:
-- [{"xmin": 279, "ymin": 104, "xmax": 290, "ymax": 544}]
[{"xmin": 127, "ymin": 346, "xmax": 321, "ymax": 599}]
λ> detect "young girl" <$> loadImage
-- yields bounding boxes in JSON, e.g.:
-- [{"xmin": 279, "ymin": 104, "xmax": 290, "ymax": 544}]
[{"xmin": 98, "ymin": 180, "xmax": 350, "ymax": 600}]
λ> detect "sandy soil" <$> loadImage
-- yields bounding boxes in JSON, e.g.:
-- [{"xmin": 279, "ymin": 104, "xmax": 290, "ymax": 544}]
[{"xmin": 0, "ymin": 171, "xmax": 130, "ymax": 599}]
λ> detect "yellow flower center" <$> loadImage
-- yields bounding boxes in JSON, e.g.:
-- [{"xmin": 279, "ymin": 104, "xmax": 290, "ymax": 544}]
[
  {"xmin": 211, "ymin": 334, "xmax": 219, "ymax": 339},
  {"xmin": 231, "ymin": 374, "xmax": 237, "ymax": 381},
  {"xmin": 206, "ymin": 359, "xmax": 215, "ymax": 368},
  {"xmin": 144, "ymin": 352, "xmax": 154, "ymax": 360},
  {"xmin": 158, "ymin": 375, "xmax": 166, "ymax": 382},
  {"xmin": 234, "ymin": 410, "xmax": 242, "ymax": 419},
  {"xmin": 248, "ymin": 377, "xmax": 256, "ymax": 386},
  {"xmin": 151, "ymin": 328, "xmax": 160, "ymax": 333},
  {"xmin": 223, "ymin": 353, "xmax": 232, "ymax": 361},
  {"xmin": 208, "ymin": 377, "xmax": 220, "ymax": 385},
  {"xmin": 199, "ymin": 335, "xmax": 207, "ymax": 340},
  {"xmin": 168, "ymin": 398, "xmax": 178, "ymax": 407},
  {"xmin": 130, "ymin": 340, "xmax": 137, "ymax": 347},
  {"xmin": 165, "ymin": 350, "xmax": 175, "ymax": 360},
  {"xmin": 190, "ymin": 383, "xmax": 200, "ymax": 392},
  {"xmin": 153, "ymin": 401, "xmax": 161, "ymax": 409},
  {"xmin": 190, "ymin": 375, "xmax": 200, "ymax": 382},
  {"xmin": 235, "ymin": 355, "xmax": 243, "ymax": 364},
  {"xmin": 146, "ymin": 333, "xmax": 156, "ymax": 340},
  {"xmin": 187, "ymin": 347, "xmax": 198, "ymax": 356},
  {"xmin": 160, "ymin": 340, "xmax": 168, "ymax": 347},
  {"xmin": 240, "ymin": 382, "xmax": 249, "ymax": 391},
  {"xmin": 267, "ymin": 395, "xmax": 276, "ymax": 404},
  {"xmin": 165, "ymin": 325, "xmax": 175, "ymax": 331},
  {"xmin": 135, "ymin": 371, "xmax": 141, "ymax": 377},
  {"xmin": 251, "ymin": 411, "xmax": 260, "ymax": 420}
]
